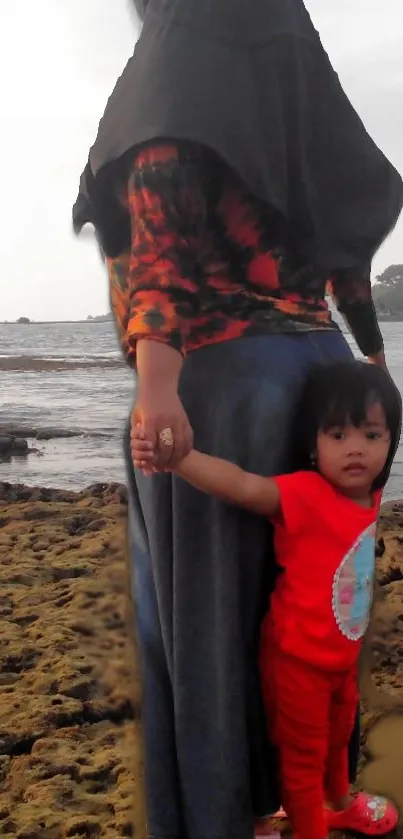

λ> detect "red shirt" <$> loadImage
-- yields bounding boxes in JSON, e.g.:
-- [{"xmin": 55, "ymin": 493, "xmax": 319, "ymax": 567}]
[{"xmin": 261, "ymin": 472, "xmax": 381, "ymax": 671}]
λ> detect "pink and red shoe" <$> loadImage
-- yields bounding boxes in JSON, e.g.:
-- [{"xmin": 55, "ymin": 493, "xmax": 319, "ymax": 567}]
[{"xmin": 327, "ymin": 793, "xmax": 399, "ymax": 835}]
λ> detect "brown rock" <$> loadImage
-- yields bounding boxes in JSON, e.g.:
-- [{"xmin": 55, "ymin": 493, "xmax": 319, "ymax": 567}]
[
  {"xmin": 12, "ymin": 438, "xmax": 29, "ymax": 455},
  {"xmin": 0, "ymin": 483, "xmax": 145, "ymax": 838}
]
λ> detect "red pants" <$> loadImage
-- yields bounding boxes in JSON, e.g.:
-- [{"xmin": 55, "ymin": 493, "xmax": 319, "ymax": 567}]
[{"xmin": 260, "ymin": 649, "xmax": 358, "ymax": 839}]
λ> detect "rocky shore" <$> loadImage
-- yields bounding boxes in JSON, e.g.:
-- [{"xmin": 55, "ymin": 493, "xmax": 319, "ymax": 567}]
[
  {"xmin": 359, "ymin": 500, "xmax": 403, "ymax": 821},
  {"xmin": 0, "ymin": 482, "xmax": 145, "ymax": 839},
  {"xmin": 0, "ymin": 482, "xmax": 402, "ymax": 838}
]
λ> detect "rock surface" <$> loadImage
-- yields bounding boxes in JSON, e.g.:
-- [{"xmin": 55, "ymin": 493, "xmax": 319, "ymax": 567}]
[
  {"xmin": 0, "ymin": 482, "xmax": 145, "ymax": 839},
  {"xmin": 0, "ymin": 483, "xmax": 402, "ymax": 838},
  {"xmin": 358, "ymin": 500, "xmax": 403, "ymax": 821},
  {"xmin": 0, "ymin": 437, "xmax": 33, "ymax": 459},
  {"xmin": 0, "ymin": 425, "xmax": 106, "ymax": 441}
]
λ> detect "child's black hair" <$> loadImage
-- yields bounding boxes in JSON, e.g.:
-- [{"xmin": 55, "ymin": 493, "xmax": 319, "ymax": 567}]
[{"xmin": 294, "ymin": 360, "xmax": 402, "ymax": 491}]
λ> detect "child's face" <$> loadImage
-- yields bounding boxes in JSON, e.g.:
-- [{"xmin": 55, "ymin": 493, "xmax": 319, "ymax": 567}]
[{"xmin": 315, "ymin": 402, "xmax": 391, "ymax": 498}]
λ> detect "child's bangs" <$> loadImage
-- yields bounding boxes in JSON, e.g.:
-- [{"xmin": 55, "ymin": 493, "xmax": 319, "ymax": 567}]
[{"xmin": 320, "ymin": 387, "xmax": 385, "ymax": 432}]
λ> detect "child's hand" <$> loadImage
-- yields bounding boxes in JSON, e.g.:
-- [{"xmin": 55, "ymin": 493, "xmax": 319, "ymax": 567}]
[{"xmin": 130, "ymin": 423, "xmax": 156, "ymax": 474}]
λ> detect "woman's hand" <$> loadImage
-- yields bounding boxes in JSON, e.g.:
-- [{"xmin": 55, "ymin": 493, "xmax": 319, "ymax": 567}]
[{"xmin": 131, "ymin": 384, "xmax": 193, "ymax": 471}]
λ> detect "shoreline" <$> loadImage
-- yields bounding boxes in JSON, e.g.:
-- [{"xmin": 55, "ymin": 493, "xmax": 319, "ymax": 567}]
[
  {"xmin": 0, "ymin": 482, "xmax": 403, "ymax": 836},
  {"xmin": 1, "ymin": 477, "xmax": 402, "ymax": 509},
  {"xmin": 0, "ymin": 356, "xmax": 124, "ymax": 372},
  {"xmin": 1, "ymin": 478, "xmax": 403, "ymax": 510},
  {"xmin": 0, "ymin": 480, "xmax": 128, "ymax": 504},
  {"xmin": 0, "ymin": 321, "xmax": 113, "ymax": 326}
]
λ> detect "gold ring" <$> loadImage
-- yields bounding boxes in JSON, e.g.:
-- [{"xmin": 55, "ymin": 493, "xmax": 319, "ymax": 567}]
[{"xmin": 159, "ymin": 427, "xmax": 174, "ymax": 448}]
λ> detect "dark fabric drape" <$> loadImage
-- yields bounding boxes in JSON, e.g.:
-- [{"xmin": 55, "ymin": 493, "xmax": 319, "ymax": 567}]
[{"xmin": 73, "ymin": 0, "xmax": 402, "ymax": 266}]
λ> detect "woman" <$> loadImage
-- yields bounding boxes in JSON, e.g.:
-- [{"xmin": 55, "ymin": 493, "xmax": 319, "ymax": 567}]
[{"xmin": 73, "ymin": 2, "xmax": 403, "ymax": 838}]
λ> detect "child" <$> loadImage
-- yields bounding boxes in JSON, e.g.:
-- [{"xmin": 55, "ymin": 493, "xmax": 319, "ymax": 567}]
[{"xmin": 131, "ymin": 360, "xmax": 401, "ymax": 839}]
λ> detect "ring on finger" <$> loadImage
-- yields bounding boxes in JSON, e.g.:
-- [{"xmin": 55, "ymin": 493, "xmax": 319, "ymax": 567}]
[{"xmin": 159, "ymin": 427, "xmax": 174, "ymax": 448}]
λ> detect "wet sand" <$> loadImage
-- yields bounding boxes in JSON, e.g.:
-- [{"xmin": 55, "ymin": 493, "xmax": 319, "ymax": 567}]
[{"xmin": 0, "ymin": 482, "xmax": 402, "ymax": 838}]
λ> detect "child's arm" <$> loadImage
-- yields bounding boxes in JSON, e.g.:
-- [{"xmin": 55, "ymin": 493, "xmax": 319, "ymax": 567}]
[
  {"xmin": 176, "ymin": 451, "xmax": 280, "ymax": 517},
  {"xmin": 131, "ymin": 428, "xmax": 280, "ymax": 517}
]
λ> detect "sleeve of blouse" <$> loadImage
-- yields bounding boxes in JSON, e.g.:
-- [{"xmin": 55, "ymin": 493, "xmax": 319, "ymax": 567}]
[
  {"xmin": 329, "ymin": 264, "xmax": 384, "ymax": 357},
  {"xmin": 125, "ymin": 143, "xmax": 208, "ymax": 356}
]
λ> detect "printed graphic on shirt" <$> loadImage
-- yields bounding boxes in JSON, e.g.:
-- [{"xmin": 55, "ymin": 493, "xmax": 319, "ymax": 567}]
[{"xmin": 332, "ymin": 523, "xmax": 376, "ymax": 641}]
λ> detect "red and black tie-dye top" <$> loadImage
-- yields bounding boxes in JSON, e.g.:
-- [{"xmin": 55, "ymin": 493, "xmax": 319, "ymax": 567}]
[{"xmin": 107, "ymin": 142, "xmax": 383, "ymax": 365}]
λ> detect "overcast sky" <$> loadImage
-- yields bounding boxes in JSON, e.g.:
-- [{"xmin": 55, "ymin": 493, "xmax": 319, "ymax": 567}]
[{"xmin": 1, "ymin": 0, "xmax": 402, "ymax": 322}]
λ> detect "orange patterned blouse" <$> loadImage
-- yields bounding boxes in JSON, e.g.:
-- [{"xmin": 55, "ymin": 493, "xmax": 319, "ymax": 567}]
[{"xmin": 107, "ymin": 141, "xmax": 383, "ymax": 366}]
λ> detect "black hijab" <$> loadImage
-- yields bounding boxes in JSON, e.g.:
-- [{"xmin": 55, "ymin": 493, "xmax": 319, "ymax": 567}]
[{"xmin": 73, "ymin": 0, "xmax": 403, "ymax": 268}]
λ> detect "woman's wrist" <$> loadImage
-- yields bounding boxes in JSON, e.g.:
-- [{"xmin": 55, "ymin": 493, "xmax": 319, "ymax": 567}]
[
  {"xmin": 367, "ymin": 348, "xmax": 387, "ymax": 371},
  {"xmin": 136, "ymin": 339, "xmax": 183, "ymax": 392}
]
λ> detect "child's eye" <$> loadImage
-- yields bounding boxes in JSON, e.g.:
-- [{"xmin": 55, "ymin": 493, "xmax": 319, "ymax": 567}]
[
  {"xmin": 366, "ymin": 431, "xmax": 381, "ymax": 440},
  {"xmin": 329, "ymin": 430, "xmax": 345, "ymax": 440}
]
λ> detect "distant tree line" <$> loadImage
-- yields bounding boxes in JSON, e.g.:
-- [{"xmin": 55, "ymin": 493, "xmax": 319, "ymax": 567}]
[
  {"xmin": 14, "ymin": 314, "xmax": 114, "ymax": 324},
  {"xmin": 372, "ymin": 265, "xmax": 403, "ymax": 318},
  {"xmin": 86, "ymin": 313, "xmax": 113, "ymax": 322}
]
